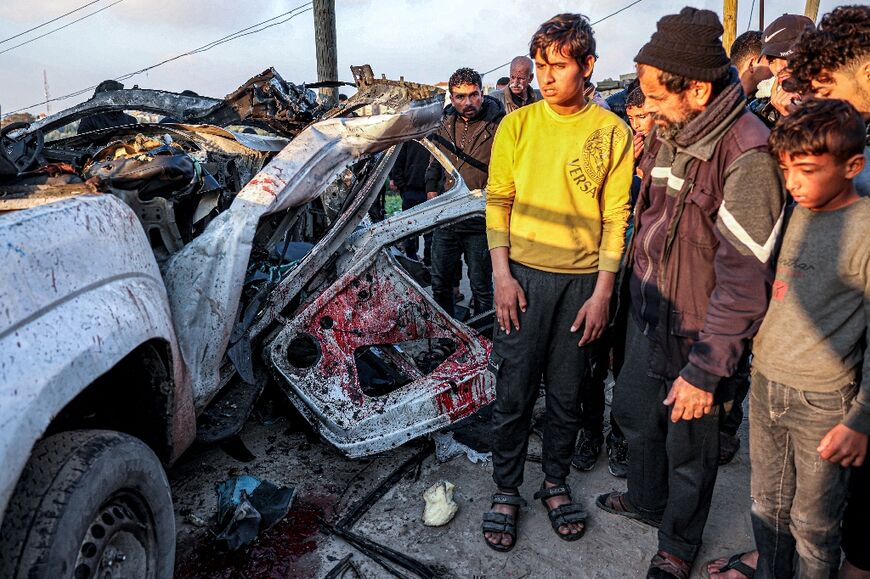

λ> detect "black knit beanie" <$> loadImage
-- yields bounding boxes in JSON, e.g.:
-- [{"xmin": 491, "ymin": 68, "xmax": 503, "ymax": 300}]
[{"xmin": 635, "ymin": 7, "xmax": 732, "ymax": 81}]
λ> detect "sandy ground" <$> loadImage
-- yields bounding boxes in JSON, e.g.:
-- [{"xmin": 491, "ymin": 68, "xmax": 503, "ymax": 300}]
[
  {"xmin": 169, "ymin": 394, "xmax": 752, "ymax": 579},
  {"xmin": 169, "ymin": 255, "xmax": 755, "ymax": 578}
]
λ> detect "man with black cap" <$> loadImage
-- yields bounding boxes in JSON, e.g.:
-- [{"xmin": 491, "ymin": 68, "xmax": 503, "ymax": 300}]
[
  {"xmin": 594, "ymin": 7, "xmax": 786, "ymax": 578},
  {"xmin": 748, "ymin": 13, "xmax": 815, "ymax": 127}
]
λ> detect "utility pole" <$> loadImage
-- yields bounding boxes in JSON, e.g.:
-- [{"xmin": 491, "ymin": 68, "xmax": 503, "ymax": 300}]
[
  {"xmin": 723, "ymin": 0, "xmax": 738, "ymax": 55},
  {"xmin": 759, "ymin": 0, "xmax": 764, "ymax": 30},
  {"xmin": 42, "ymin": 69, "xmax": 51, "ymax": 115},
  {"xmin": 313, "ymin": 0, "xmax": 338, "ymax": 107},
  {"xmin": 804, "ymin": 0, "xmax": 820, "ymax": 21}
]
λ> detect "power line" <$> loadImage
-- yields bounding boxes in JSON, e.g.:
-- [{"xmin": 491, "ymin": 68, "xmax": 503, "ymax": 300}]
[
  {"xmin": 747, "ymin": 0, "xmax": 757, "ymax": 31},
  {"xmin": 590, "ymin": 0, "xmax": 646, "ymax": 27},
  {"xmin": 0, "ymin": 0, "xmax": 104, "ymax": 45},
  {"xmin": 3, "ymin": 3, "xmax": 314, "ymax": 116},
  {"xmin": 480, "ymin": 0, "xmax": 647, "ymax": 77},
  {"xmin": 113, "ymin": 5, "xmax": 313, "ymax": 84},
  {"xmin": 0, "ymin": 0, "xmax": 127, "ymax": 57}
]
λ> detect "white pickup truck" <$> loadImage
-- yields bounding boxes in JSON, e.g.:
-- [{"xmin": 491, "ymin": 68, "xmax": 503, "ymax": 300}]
[{"xmin": 0, "ymin": 68, "xmax": 496, "ymax": 578}]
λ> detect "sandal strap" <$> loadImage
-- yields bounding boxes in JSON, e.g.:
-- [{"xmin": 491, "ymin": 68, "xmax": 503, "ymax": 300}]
[
  {"xmin": 718, "ymin": 553, "xmax": 756, "ymax": 578},
  {"xmin": 547, "ymin": 503, "xmax": 587, "ymax": 525},
  {"xmin": 533, "ymin": 483, "xmax": 572, "ymax": 500},
  {"xmin": 650, "ymin": 551, "xmax": 691, "ymax": 579},
  {"xmin": 482, "ymin": 512, "xmax": 516, "ymax": 534},
  {"xmin": 490, "ymin": 493, "xmax": 526, "ymax": 507}
]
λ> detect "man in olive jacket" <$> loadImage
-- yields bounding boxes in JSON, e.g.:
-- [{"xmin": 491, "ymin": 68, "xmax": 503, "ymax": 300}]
[
  {"xmin": 490, "ymin": 56, "xmax": 542, "ymax": 115},
  {"xmin": 426, "ymin": 67, "xmax": 505, "ymax": 317}
]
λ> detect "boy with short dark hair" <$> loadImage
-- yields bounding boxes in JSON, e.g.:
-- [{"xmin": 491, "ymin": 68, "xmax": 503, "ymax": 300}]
[
  {"xmin": 571, "ymin": 85, "xmax": 650, "ymax": 479},
  {"xmin": 481, "ymin": 12, "xmax": 632, "ymax": 551},
  {"xmin": 625, "ymin": 86, "xmax": 653, "ymax": 165},
  {"xmin": 729, "ymin": 30, "xmax": 771, "ymax": 100},
  {"xmin": 787, "ymin": 4, "xmax": 870, "ymax": 198},
  {"xmin": 749, "ymin": 98, "xmax": 869, "ymax": 578}
]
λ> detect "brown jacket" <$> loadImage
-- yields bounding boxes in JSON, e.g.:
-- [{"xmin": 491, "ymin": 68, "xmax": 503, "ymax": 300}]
[{"xmin": 626, "ymin": 79, "xmax": 786, "ymax": 394}]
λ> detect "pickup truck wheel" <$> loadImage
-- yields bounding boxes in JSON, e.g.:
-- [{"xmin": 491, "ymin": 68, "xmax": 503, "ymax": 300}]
[{"xmin": 0, "ymin": 430, "xmax": 175, "ymax": 579}]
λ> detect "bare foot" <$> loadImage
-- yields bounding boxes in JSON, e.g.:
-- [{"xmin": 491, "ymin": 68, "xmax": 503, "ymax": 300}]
[
  {"xmin": 707, "ymin": 551, "xmax": 758, "ymax": 579},
  {"xmin": 483, "ymin": 499, "xmax": 518, "ymax": 548},
  {"xmin": 542, "ymin": 480, "xmax": 584, "ymax": 537}
]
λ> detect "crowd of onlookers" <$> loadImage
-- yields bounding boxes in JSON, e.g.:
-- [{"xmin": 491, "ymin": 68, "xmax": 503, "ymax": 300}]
[{"xmin": 388, "ymin": 5, "xmax": 868, "ymax": 578}]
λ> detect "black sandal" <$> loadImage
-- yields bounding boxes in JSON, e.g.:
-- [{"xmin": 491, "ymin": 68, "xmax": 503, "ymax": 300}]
[
  {"xmin": 533, "ymin": 483, "xmax": 587, "ymax": 541},
  {"xmin": 481, "ymin": 493, "xmax": 526, "ymax": 552},
  {"xmin": 703, "ymin": 552, "xmax": 755, "ymax": 578}
]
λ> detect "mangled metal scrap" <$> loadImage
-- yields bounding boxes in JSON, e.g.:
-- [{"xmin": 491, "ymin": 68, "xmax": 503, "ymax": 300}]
[
  {"xmin": 22, "ymin": 68, "xmax": 326, "ymax": 139},
  {"xmin": 221, "ymin": 68, "xmax": 328, "ymax": 136},
  {"xmin": 263, "ymin": 142, "xmax": 495, "ymax": 457},
  {"xmin": 267, "ymin": 249, "xmax": 493, "ymax": 457},
  {"xmin": 17, "ymin": 123, "xmax": 282, "ymax": 255},
  {"xmin": 162, "ymin": 68, "xmax": 447, "ymax": 411},
  {"xmin": 3, "ymin": 65, "xmax": 497, "ymax": 458}
]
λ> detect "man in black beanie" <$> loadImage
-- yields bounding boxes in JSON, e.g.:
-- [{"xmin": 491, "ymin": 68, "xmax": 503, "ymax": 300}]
[{"xmin": 594, "ymin": 7, "xmax": 786, "ymax": 578}]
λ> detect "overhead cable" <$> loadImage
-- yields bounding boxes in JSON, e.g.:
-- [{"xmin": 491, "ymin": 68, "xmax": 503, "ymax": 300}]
[
  {"xmin": 3, "ymin": 2, "xmax": 313, "ymax": 116},
  {"xmin": 0, "ymin": 0, "xmax": 127, "ymax": 56},
  {"xmin": 0, "ymin": 0, "xmax": 103, "ymax": 45},
  {"xmin": 479, "ymin": 0, "xmax": 647, "ymax": 77}
]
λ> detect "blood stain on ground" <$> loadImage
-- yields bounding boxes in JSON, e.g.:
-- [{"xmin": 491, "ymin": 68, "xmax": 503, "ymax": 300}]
[{"xmin": 174, "ymin": 494, "xmax": 335, "ymax": 579}]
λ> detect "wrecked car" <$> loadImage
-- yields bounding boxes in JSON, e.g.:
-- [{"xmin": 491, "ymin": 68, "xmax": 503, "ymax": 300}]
[{"xmin": 0, "ymin": 65, "xmax": 494, "ymax": 577}]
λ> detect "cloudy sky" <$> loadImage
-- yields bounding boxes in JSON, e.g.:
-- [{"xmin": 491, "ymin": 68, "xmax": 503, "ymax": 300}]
[{"xmin": 0, "ymin": 0, "xmax": 839, "ymax": 116}]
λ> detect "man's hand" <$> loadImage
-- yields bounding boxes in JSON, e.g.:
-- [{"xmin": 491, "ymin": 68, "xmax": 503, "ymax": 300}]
[
  {"xmin": 633, "ymin": 131, "xmax": 645, "ymax": 161},
  {"xmin": 769, "ymin": 77, "xmax": 800, "ymax": 116},
  {"xmin": 818, "ymin": 424, "xmax": 868, "ymax": 467},
  {"xmin": 663, "ymin": 376, "xmax": 714, "ymax": 423},
  {"xmin": 426, "ymin": 191, "xmax": 438, "ymax": 201},
  {"xmin": 494, "ymin": 273, "xmax": 526, "ymax": 334},
  {"xmin": 570, "ymin": 270, "xmax": 615, "ymax": 347},
  {"xmin": 570, "ymin": 294, "xmax": 609, "ymax": 346}
]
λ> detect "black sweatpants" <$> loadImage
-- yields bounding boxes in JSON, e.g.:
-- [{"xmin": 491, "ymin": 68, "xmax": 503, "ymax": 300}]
[
  {"xmin": 579, "ymin": 329, "xmax": 625, "ymax": 444},
  {"xmin": 843, "ymin": 460, "xmax": 870, "ymax": 571},
  {"xmin": 612, "ymin": 317, "xmax": 721, "ymax": 562},
  {"xmin": 490, "ymin": 262, "xmax": 597, "ymax": 491},
  {"xmin": 719, "ymin": 352, "xmax": 751, "ymax": 436}
]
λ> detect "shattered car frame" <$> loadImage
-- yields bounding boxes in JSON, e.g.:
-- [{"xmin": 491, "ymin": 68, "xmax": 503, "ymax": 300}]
[
  {"xmin": 2, "ymin": 65, "xmax": 495, "ymax": 466},
  {"xmin": 0, "ymin": 63, "xmax": 503, "ymax": 578},
  {"xmin": 265, "ymin": 142, "xmax": 494, "ymax": 457}
]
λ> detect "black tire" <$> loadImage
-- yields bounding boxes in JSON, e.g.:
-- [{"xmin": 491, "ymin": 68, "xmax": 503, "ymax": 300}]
[{"xmin": 0, "ymin": 430, "xmax": 175, "ymax": 579}]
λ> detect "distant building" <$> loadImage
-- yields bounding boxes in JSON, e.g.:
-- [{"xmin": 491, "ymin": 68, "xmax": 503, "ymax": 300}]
[
  {"xmin": 595, "ymin": 73, "xmax": 639, "ymax": 98},
  {"xmin": 0, "ymin": 112, "xmax": 36, "ymax": 129},
  {"xmin": 596, "ymin": 78, "xmax": 624, "ymax": 97}
]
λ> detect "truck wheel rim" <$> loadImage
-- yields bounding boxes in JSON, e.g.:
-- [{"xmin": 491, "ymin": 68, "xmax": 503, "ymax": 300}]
[{"xmin": 73, "ymin": 492, "xmax": 156, "ymax": 579}]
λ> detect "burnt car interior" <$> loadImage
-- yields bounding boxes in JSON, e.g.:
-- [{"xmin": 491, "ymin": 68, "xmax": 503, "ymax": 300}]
[{"xmin": 0, "ymin": 65, "xmax": 495, "ymax": 458}]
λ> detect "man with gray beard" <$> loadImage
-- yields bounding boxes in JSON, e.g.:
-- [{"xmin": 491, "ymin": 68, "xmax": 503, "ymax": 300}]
[
  {"xmin": 594, "ymin": 8, "xmax": 786, "ymax": 578},
  {"xmin": 490, "ymin": 56, "xmax": 542, "ymax": 114}
]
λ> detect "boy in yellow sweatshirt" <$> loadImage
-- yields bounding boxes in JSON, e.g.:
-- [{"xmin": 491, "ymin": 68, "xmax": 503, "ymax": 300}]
[{"xmin": 480, "ymin": 13, "xmax": 632, "ymax": 552}]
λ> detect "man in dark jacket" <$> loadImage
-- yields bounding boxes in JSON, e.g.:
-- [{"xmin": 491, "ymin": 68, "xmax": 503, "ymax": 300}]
[
  {"xmin": 389, "ymin": 140, "xmax": 432, "ymax": 263},
  {"xmin": 426, "ymin": 67, "xmax": 504, "ymax": 318},
  {"xmin": 594, "ymin": 9, "xmax": 786, "ymax": 579}
]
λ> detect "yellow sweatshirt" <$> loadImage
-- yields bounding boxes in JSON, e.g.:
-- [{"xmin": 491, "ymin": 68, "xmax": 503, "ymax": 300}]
[{"xmin": 486, "ymin": 100, "xmax": 633, "ymax": 273}]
